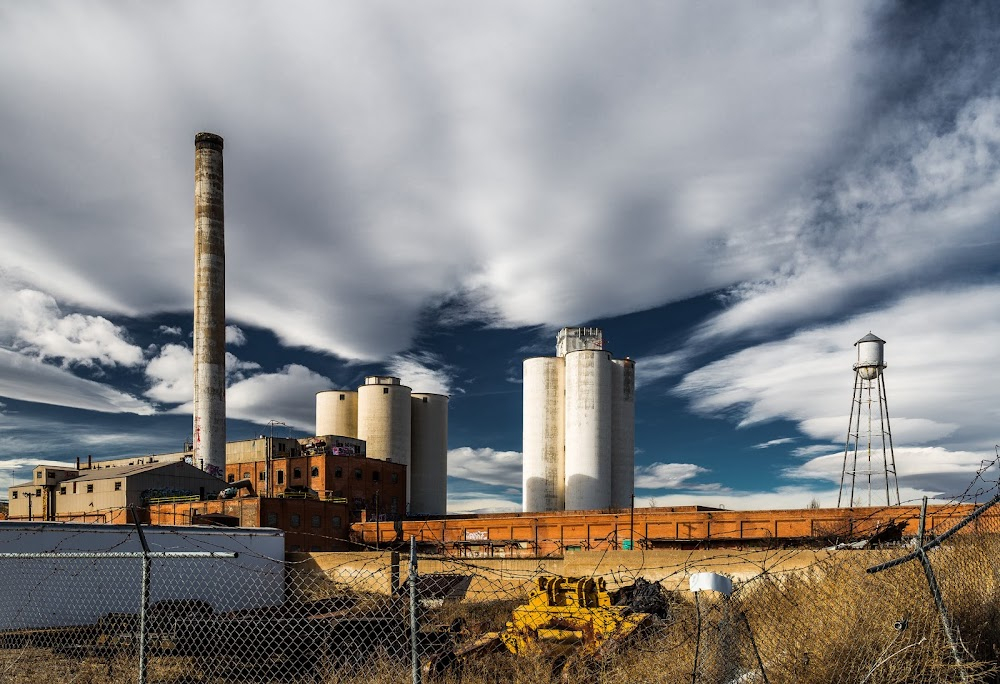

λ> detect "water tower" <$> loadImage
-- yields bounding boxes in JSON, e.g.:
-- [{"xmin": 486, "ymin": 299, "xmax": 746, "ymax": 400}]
[{"xmin": 837, "ymin": 333, "xmax": 899, "ymax": 507}]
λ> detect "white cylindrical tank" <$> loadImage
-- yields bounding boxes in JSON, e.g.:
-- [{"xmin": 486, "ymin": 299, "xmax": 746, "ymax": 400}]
[
  {"xmin": 358, "ymin": 377, "xmax": 412, "ymax": 461},
  {"xmin": 315, "ymin": 390, "xmax": 358, "ymax": 438},
  {"xmin": 610, "ymin": 358, "xmax": 636, "ymax": 509},
  {"xmin": 522, "ymin": 357, "xmax": 565, "ymax": 512},
  {"xmin": 854, "ymin": 333, "xmax": 886, "ymax": 380},
  {"xmin": 564, "ymin": 350, "xmax": 612, "ymax": 511},
  {"xmin": 410, "ymin": 393, "xmax": 448, "ymax": 516}
]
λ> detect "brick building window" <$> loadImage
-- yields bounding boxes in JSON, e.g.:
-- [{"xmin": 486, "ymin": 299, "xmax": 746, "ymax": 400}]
[
  {"xmin": 243, "ymin": 472, "xmax": 250, "ymax": 479},
  {"xmin": 354, "ymin": 469, "xmax": 362, "ymax": 480},
  {"xmin": 372, "ymin": 471, "xmax": 379, "ymax": 482},
  {"xmin": 293, "ymin": 468, "xmax": 301, "ymax": 479},
  {"xmin": 277, "ymin": 470, "xmax": 284, "ymax": 484},
  {"xmin": 259, "ymin": 472, "xmax": 266, "ymax": 481},
  {"xmin": 266, "ymin": 512, "xmax": 278, "ymax": 526},
  {"xmin": 331, "ymin": 516, "xmax": 341, "ymax": 527},
  {"xmin": 335, "ymin": 467, "xmax": 342, "ymax": 478},
  {"xmin": 228, "ymin": 474, "xmax": 235, "ymax": 483},
  {"xmin": 391, "ymin": 473, "xmax": 398, "ymax": 484},
  {"xmin": 311, "ymin": 515, "xmax": 321, "ymax": 528},
  {"xmin": 311, "ymin": 467, "xmax": 319, "ymax": 477},
  {"xmin": 290, "ymin": 514, "xmax": 301, "ymax": 528}
]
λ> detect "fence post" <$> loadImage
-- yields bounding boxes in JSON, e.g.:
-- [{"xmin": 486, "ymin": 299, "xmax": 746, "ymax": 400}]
[
  {"xmin": 133, "ymin": 513, "xmax": 152, "ymax": 684},
  {"xmin": 691, "ymin": 590, "xmax": 701, "ymax": 684},
  {"xmin": 410, "ymin": 535, "xmax": 421, "ymax": 684},
  {"xmin": 916, "ymin": 497, "xmax": 969, "ymax": 682}
]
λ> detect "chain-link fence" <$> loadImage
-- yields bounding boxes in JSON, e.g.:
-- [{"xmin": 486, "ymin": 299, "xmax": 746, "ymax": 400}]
[{"xmin": 4, "ymin": 475, "xmax": 1000, "ymax": 683}]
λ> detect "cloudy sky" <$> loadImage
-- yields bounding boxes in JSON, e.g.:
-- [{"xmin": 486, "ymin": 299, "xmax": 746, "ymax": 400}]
[{"xmin": 1, "ymin": 1, "xmax": 998, "ymax": 513}]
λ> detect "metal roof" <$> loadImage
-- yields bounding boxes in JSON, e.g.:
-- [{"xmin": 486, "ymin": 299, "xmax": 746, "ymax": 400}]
[
  {"xmin": 64, "ymin": 460, "xmax": 189, "ymax": 483},
  {"xmin": 855, "ymin": 332, "xmax": 886, "ymax": 346}
]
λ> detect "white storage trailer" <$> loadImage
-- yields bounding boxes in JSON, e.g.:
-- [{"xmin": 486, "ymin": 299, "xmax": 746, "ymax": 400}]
[{"xmin": 0, "ymin": 522, "xmax": 284, "ymax": 630}]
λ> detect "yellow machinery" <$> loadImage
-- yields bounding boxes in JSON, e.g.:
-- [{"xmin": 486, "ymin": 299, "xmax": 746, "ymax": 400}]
[{"xmin": 499, "ymin": 575, "xmax": 651, "ymax": 657}]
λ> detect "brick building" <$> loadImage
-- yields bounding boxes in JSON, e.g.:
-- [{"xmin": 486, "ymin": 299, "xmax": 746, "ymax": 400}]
[{"xmin": 223, "ymin": 435, "xmax": 406, "ymax": 520}]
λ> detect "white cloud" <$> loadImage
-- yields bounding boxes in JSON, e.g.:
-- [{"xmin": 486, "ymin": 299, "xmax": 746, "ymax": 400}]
[
  {"xmin": 696, "ymin": 96, "xmax": 1000, "ymax": 343},
  {"xmin": 448, "ymin": 446, "xmax": 523, "ymax": 488},
  {"xmin": 447, "ymin": 492, "xmax": 522, "ymax": 515},
  {"xmin": 158, "ymin": 325, "xmax": 182, "ymax": 337},
  {"xmin": 634, "ymin": 351, "xmax": 690, "ymax": 388},
  {"xmin": 784, "ymin": 446, "xmax": 998, "ymax": 501},
  {"xmin": 647, "ymin": 485, "xmax": 842, "ymax": 512},
  {"xmin": 752, "ymin": 437, "xmax": 796, "ymax": 449},
  {"xmin": 226, "ymin": 325, "xmax": 246, "ymax": 347},
  {"xmin": 144, "ymin": 344, "xmax": 193, "ymax": 404},
  {"xmin": 386, "ymin": 352, "xmax": 455, "ymax": 395},
  {"xmin": 0, "ymin": 348, "xmax": 154, "ymax": 415},
  {"xmin": 634, "ymin": 462, "xmax": 708, "ymax": 490},
  {"xmin": 225, "ymin": 364, "xmax": 334, "ymax": 431},
  {"xmin": 0, "ymin": 2, "xmax": 882, "ymax": 361},
  {"xmin": 675, "ymin": 284, "xmax": 1000, "ymax": 494},
  {"xmin": 0, "ymin": 288, "xmax": 143, "ymax": 368},
  {"xmin": 225, "ymin": 352, "xmax": 260, "ymax": 382}
]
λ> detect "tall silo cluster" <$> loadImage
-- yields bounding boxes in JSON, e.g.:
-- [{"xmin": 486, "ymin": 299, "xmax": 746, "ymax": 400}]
[
  {"xmin": 316, "ymin": 377, "xmax": 448, "ymax": 515},
  {"xmin": 523, "ymin": 327, "xmax": 635, "ymax": 512}
]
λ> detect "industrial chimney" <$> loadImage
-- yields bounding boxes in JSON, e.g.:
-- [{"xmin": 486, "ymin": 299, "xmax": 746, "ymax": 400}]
[{"xmin": 193, "ymin": 132, "xmax": 226, "ymax": 478}]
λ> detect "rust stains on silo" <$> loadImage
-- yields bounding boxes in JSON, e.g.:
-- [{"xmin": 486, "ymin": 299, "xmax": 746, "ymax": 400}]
[{"xmin": 193, "ymin": 132, "xmax": 226, "ymax": 478}]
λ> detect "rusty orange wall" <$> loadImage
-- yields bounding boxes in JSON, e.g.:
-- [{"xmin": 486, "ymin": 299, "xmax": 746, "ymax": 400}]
[{"xmin": 352, "ymin": 504, "xmax": 987, "ymax": 555}]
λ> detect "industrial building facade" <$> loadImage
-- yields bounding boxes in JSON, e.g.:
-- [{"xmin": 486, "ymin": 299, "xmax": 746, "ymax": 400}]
[
  {"xmin": 8, "ymin": 460, "xmax": 226, "ymax": 522},
  {"xmin": 224, "ymin": 435, "xmax": 406, "ymax": 521},
  {"xmin": 316, "ymin": 376, "xmax": 448, "ymax": 516},
  {"xmin": 522, "ymin": 327, "xmax": 635, "ymax": 513}
]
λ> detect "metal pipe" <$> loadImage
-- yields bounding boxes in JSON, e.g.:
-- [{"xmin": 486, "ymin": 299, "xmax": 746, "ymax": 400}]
[{"xmin": 193, "ymin": 132, "xmax": 226, "ymax": 479}]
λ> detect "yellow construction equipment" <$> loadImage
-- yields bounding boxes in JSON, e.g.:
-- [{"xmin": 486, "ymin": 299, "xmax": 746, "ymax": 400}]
[{"xmin": 499, "ymin": 575, "xmax": 651, "ymax": 657}]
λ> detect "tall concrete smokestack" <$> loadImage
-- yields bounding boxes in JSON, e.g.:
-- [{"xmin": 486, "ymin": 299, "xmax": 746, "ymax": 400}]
[{"xmin": 193, "ymin": 132, "xmax": 226, "ymax": 478}]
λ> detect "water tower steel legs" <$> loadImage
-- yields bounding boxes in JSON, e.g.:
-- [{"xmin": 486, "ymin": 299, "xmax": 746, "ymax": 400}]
[{"xmin": 838, "ymin": 369, "xmax": 899, "ymax": 507}]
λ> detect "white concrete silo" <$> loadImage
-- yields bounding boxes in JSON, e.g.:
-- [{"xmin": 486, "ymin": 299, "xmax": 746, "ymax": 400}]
[
  {"xmin": 410, "ymin": 393, "xmax": 448, "ymax": 515},
  {"xmin": 564, "ymin": 349, "xmax": 613, "ymax": 511},
  {"xmin": 522, "ymin": 357, "xmax": 566, "ymax": 512},
  {"xmin": 357, "ymin": 376, "xmax": 412, "ymax": 462},
  {"xmin": 315, "ymin": 390, "xmax": 358, "ymax": 438},
  {"xmin": 610, "ymin": 358, "xmax": 636, "ymax": 509}
]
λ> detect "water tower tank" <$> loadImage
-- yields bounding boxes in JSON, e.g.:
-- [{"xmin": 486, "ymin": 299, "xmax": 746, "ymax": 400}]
[
  {"xmin": 315, "ymin": 390, "xmax": 358, "ymax": 438},
  {"xmin": 564, "ymin": 349, "xmax": 612, "ymax": 511},
  {"xmin": 410, "ymin": 393, "xmax": 448, "ymax": 516},
  {"xmin": 854, "ymin": 333, "xmax": 886, "ymax": 380},
  {"xmin": 610, "ymin": 358, "xmax": 636, "ymax": 509},
  {"xmin": 522, "ymin": 357, "xmax": 565, "ymax": 512}
]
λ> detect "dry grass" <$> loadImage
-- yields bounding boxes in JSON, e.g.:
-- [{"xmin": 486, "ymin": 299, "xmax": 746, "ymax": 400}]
[{"xmin": 4, "ymin": 540, "xmax": 1000, "ymax": 683}]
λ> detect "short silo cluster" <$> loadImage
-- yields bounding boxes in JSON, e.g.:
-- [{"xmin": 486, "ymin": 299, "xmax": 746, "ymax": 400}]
[
  {"xmin": 523, "ymin": 327, "xmax": 635, "ymax": 512},
  {"xmin": 316, "ymin": 376, "xmax": 448, "ymax": 515}
]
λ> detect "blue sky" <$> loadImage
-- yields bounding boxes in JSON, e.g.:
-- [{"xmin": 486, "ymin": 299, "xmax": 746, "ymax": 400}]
[{"xmin": 1, "ymin": 2, "xmax": 998, "ymax": 512}]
